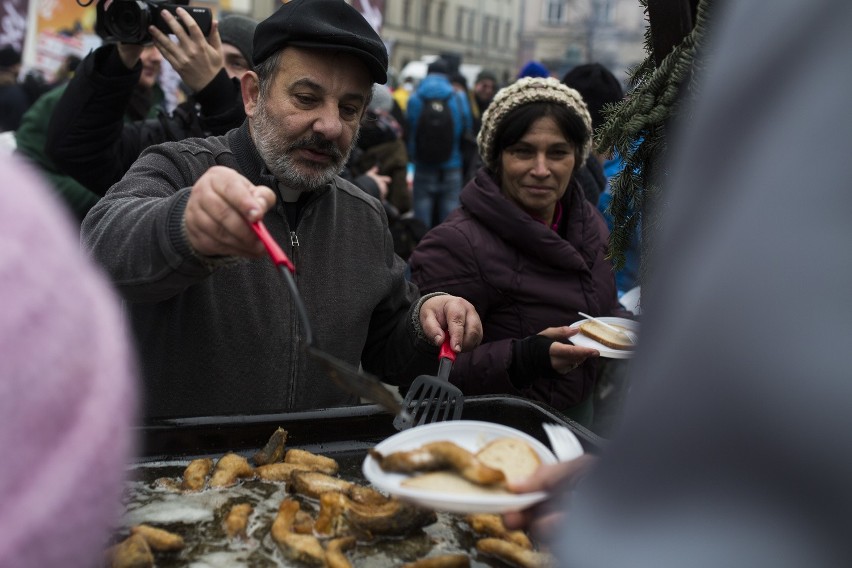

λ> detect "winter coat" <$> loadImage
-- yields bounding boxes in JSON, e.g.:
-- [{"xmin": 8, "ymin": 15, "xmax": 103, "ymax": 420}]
[
  {"xmin": 46, "ymin": 44, "xmax": 245, "ymax": 197},
  {"xmin": 81, "ymin": 122, "xmax": 440, "ymax": 421},
  {"xmin": 408, "ymin": 168, "xmax": 623, "ymax": 411},
  {"xmin": 405, "ymin": 73, "xmax": 472, "ymax": 170}
]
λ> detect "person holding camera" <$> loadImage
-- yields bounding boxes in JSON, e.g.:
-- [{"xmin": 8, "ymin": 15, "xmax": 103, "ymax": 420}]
[
  {"xmin": 80, "ymin": 0, "xmax": 483, "ymax": 421},
  {"xmin": 45, "ymin": 7, "xmax": 257, "ymax": 199}
]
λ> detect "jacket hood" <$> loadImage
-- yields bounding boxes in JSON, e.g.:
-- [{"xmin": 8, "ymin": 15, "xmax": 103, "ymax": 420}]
[{"xmin": 416, "ymin": 74, "xmax": 456, "ymax": 99}]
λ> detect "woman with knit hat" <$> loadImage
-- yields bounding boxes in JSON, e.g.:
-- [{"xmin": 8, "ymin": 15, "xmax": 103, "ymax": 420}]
[{"xmin": 409, "ymin": 77, "xmax": 626, "ymax": 426}]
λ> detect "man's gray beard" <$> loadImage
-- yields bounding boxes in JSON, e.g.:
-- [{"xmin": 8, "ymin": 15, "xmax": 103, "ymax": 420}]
[{"xmin": 251, "ymin": 100, "xmax": 357, "ymax": 191}]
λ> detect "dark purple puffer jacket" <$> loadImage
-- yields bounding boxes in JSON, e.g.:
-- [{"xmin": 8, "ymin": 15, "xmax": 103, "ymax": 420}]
[{"xmin": 408, "ymin": 168, "xmax": 624, "ymax": 411}]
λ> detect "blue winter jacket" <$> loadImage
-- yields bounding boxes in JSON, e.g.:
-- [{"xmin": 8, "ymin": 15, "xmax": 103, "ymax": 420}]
[{"xmin": 406, "ymin": 73, "xmax": 472, "ymax": 170}]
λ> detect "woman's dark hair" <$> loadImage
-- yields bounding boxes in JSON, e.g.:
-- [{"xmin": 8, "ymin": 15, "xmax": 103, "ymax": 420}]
[{"xmin": 490, "ymin": 102, "xmax": 589, "ymax": 177}]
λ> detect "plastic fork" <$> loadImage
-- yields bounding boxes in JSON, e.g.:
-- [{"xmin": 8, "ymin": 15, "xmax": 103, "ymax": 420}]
[
  {"xmin": 542, "ymin": 423, "xmax": 584, "ymax": 462},
  {"xmin": 393, "ymin": 337, "xmax": 463, "ymax": 430}
]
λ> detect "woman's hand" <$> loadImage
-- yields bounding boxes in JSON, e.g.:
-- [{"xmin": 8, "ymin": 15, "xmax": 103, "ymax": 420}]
[{"xmin": 538, "ymin": 326, "xmax": 599, "ymax": 373}]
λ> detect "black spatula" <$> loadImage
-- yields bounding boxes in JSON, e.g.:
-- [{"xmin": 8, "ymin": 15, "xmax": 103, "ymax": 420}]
[{"xmin": 393, "ymin": 337, "xmax": 463, "ymax": 430}]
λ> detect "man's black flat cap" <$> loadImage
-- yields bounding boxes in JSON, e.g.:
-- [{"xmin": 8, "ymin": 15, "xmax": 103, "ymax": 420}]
[{"xmin": 253, "ymin": 0, "xmax": 388, "ymax": 84}]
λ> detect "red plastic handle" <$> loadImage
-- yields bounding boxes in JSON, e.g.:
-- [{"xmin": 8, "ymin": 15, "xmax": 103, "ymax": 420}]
[
  {"xmin": 439, "ymin": 335, "xmax": 457, "ymax": 362},
  {"xmin": 250, "ymin": 220, "xmax": 295, "ymax": 273}
]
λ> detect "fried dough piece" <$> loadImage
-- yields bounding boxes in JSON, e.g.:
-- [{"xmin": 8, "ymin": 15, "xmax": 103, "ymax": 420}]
[
  {"xmin": 129, "ymin": 524, "xmax": 185, "ymax": 551},
  {"xmin": 288, "ymin": 471, "xmax": 353, "ymax": 499},
  {"xmin": 285, "ymin": 448, "xmax": 339, "ymax": 475},
  {"xmin": 402, "ymin": 554, "xmax": 471, "ymax": 568},
  {"xmin": 256, "ymin": 462, "xmax": 312, "ymax": 482},
  {"xmin": 107, "ymin": 533, "xmax": 154, "ymax": 568},
  {"xmin": 253, "ymin": 427, "xmax": 288, "ymax": 465},
  {"xmin": 369, "ymin": 441, "xmax": 505, "ymax": 485},
  {"xmin": 276, "ymin": 532, "xmax": 326, "ymax": 566},
  {"xmin": 325, "ymin": 536, "xmax": 357, "ymax": 568},
  {"xmin": 209, "ymin": 453, "xmax": 254, "ymax": 488},
  {"xmin": 315, "ymin": 491, "xmax": 437, "ymax": 539},
  {"xmin": 224, "ymin": 503, "xmax": 253, "ymax": 538},
  {"xmin": 465, "ymin": 513, "xmax": 532, "ymax": 549},
  {"xmin": 476, "ymin": 538, "xmax": 555, "ymax": 568},
  {"xmin": 181, "ymin": 457, "xmax": 214, "ymax": 491}
]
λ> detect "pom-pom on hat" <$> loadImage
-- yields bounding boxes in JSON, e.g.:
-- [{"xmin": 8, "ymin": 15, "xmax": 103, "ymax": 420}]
[
  {"xmin": 477, "ymin": 77, "xmax": 593, "ymax": 172},
  {"xmin": 253, "ymin": 0, "xmax": 388, "ymax": 84},
  {"xmin": 518, "ymin": 60, "xmax": 550, "ymax": 79},
  {"xmin": 218, "ymin": 14, "xmax": 258, "ymax": 67}
]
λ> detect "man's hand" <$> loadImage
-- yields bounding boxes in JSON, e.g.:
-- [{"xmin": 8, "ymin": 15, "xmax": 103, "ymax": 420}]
[
  {"xmin": 419, "ymin": 295, "xmax": 483, "ymax": 353},
  {"xmin": 184, "ymin": 166, "xmax": 276, "ymax": 258},
  {"xmin": 149, "ymin": 8, "xmax": 223, "ymax": 93},
  {"xmin": 538, "ymin": 326, "xmax": 599, "ymax": 374},
  {"xmin": 502, "ymin": 454, "xmax": 598, "ymax": 542},
  {"xmin": 365, "ymin": 165, "xmax": 390, "ymax": 200}
]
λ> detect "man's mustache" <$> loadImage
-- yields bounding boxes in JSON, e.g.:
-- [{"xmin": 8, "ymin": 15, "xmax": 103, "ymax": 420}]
[{"xmin": 289, "ymin": 135, "xmax": 343, "ymax": 161}]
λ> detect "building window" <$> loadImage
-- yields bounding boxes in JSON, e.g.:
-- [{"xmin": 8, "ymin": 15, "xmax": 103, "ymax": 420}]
[
  {"xmin": 594, "ymin": 0, "xmax": 615, "ymax": 24},
  {"xmin": 467, "ymin": 11, "xmax": 475, "ymax": 42},
  {"xmin": 422, "ymin": 0, "xmax": 432, "ymax": 33},
  {"xmin": 545, "ymin": 0, "xmax": 566, "ymax": 24},
  {"xmin": 456, "ymin": 7, "xmax": 465, "ymax": 40},
  {"xmin": 437, "ymin": 2, "xmax": 447, "ymax": 36},
  {"xmin": 481, "ymin": 16, "xmax": 489, "ymax": 46},
  {"xmin": 402, "ymin": 0, "xmax": 412, "ymax": 29}
]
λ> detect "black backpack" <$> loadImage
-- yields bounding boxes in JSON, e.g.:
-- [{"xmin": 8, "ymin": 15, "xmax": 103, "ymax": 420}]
[{"xmin": 414, "ymin": 95, "xmax": 455, "ymax": 165}]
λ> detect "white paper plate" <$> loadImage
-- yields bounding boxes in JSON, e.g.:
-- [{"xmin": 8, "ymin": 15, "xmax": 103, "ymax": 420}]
[
  {"xmin": 569, "ymin": 316, "xmax": 639, "ymax": 359},
  {"xmin": 362, "ymin": 421, "xmax": 559, "ymax": 513}
]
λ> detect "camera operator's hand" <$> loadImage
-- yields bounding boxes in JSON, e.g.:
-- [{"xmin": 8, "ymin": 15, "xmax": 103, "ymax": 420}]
[
  {"xmin": 184, "ymin": 166, "xmax": 277, "ymax": 259},
  {"xmin": 149, "ymin": 7, "xmax": 223, "ymax": 93}
]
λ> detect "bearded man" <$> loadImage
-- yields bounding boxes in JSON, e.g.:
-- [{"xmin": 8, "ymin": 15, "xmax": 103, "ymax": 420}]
[{"xmin": 81, "ymin": 0, "xmax": 482, "ymax": 421}]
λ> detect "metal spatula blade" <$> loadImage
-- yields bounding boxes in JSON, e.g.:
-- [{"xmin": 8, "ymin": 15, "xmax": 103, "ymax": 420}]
[{"xmin": 393, "ymin": 338, "xmax": 463, "ymax": 430}]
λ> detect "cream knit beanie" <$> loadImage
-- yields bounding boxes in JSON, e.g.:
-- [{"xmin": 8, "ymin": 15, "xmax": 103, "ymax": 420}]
[{"xmin": 477, "ymin": 76, "xmax": 593, "ymax": 171}]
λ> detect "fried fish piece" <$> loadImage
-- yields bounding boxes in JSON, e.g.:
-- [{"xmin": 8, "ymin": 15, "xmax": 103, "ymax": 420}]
[
  {"xmin": 401, "ymin": 554, "xmax": 471, "ymax": 568},
  {"xmin": 253, "ymin": 427, "xmax": 288, "ymax": 465},
  {"xmin": 476, "ymin": 538, "xmax": 555, "ymax": 568},
  {"xmin": 315, "ymin": 491, "xmax": 437, "ymax": 539},
  {"xmin": 325, "ymin": 536, "xmax": 357, "ymax": 568},
  {"xmin": 270, "ymin": 499, "xmax": 302, "ymax": 542},
  {"xmin": 276, "ymin": 532, "xmax": 326, "ymax": 566},
  {"xmin": 129, "ymin": 524, "xmax": 185, "ymax": 551},
  {"xmin": 288, "ymin": 471, "xmax": 353, "ymax": 499},
  {"xmin": 209, "ymin": 453, "xmax": 254, "ymax": 488},
  {"xmin": 181, "ymin": 457, "xmax": 214, "ymax": 491},
  {"xmin": 106, "ymin": 533, "xmax": 154, "ymax": 568},
  {"xmin": 255, "ymin": 462, "xmax": 312, "ymax": 482},
  {"xmin": 224, "ymin": 503, "xmax": 253, "ymax": 539},
  {"xmin": 284, "ymin": 448, "xmax": 339, "ymax": 475},
  {"xmin": 369, "ymin": 441, "xmax": 505, "ymax": 485},
  {"xmin": 465, "ymin": 513, "xmax": 532, "ymax": 549}
]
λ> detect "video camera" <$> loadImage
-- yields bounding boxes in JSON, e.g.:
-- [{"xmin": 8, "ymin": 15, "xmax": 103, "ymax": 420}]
[{"xmin": 93, "ymin": 0, "xmax": 212, "ymax": 45}]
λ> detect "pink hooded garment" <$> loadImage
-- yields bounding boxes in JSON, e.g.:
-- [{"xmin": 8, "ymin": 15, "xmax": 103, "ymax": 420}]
[{"xmin": 0, "ymin": 155, "xmax": 138, "ymax": 567}]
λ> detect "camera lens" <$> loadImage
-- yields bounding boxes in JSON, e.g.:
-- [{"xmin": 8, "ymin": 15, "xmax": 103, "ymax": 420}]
[{"xmin": 105, "ymin": 1, "xmax": 152, "ymax": 43}]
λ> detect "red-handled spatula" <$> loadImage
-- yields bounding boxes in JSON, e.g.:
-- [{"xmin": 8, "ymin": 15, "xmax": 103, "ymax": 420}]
[
  {"xmin": 250, "ymin": 220, "xmax": 407, "ymax": 419},
  {"xmin": 393, "ymin": 336, "xmax": 464, "ymax": 430}
]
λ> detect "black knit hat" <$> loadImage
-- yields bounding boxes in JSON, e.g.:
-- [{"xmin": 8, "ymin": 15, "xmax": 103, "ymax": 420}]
[
  {"xmin": 561, "ymin": 63, "xmax": 624, "ymax": 130},
  {"xmin": 253, "ymin": 0, "xmax": 388, "ymax": 84},
  {"xmin": 219, "ymin": 14, "xmax": 258, "ymax": 67}
]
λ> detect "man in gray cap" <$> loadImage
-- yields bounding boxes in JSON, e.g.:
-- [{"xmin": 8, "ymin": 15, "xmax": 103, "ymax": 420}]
[{"xmin": 81, "ymin": 0, "xmax": 483, "ymax": 421}]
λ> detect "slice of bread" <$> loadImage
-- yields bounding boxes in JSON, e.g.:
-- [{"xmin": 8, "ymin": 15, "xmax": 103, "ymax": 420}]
[
  {"xmin": 475, "ymin": 437, "xmax": 541, "ymax": 485},
  {"xmin": 402, "ymin": 471, "xmax": 512, "ymax": 495},
  {"xmin": 578, "ymin": 319, "xmax": 635, "ymax": 350}
]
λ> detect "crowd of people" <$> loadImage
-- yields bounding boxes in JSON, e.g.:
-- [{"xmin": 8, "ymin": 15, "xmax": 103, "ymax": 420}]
[{"xmin": 4, "ymin": 0, "xmax": 849, "ymax": 566}]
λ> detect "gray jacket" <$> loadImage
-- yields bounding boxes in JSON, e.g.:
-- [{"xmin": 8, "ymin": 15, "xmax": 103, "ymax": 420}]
[{"xmin": 82, "ymin": 122, "xmax": 438, "ymax": 420}]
